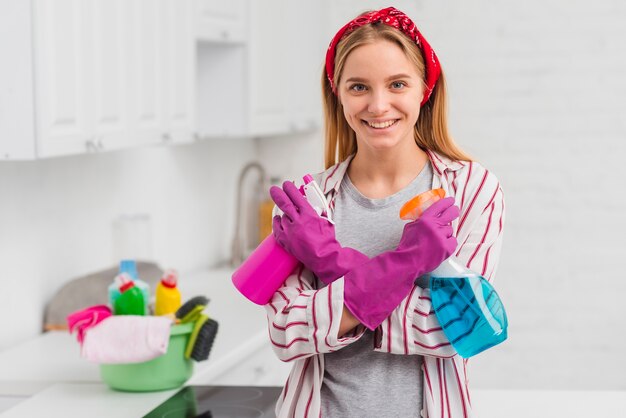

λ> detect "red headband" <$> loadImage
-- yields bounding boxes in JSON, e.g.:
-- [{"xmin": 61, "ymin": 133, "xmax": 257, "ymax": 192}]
[{"xmin": 325, "ymin": 7, "xmax": 440, "ymax": 107}]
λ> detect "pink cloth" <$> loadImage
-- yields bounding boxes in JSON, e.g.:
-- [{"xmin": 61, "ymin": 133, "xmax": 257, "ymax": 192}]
[{"xmin": 81, "ymin": 315, "xmax": 173, "ymax": 364}]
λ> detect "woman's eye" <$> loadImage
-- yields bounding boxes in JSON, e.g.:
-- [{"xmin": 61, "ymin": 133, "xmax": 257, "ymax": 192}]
[
  {"xmin": 391, "ymin": 81, "xmax": 406, "ymax": 89},
  {"xmin": 349, "ymin": 84, "xmax": 367, "ymax": 92}
]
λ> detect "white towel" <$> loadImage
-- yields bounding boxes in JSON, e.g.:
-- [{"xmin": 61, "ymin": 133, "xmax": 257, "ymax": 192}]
[{"xmin": 82, "ymin": 315, "xmax": 173, "ymax": 364}]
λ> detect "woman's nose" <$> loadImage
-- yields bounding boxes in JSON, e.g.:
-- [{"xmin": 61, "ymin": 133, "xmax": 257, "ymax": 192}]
[{"xmin": 367, "ymin": 90, "xmax": 391, "ymax": 114}]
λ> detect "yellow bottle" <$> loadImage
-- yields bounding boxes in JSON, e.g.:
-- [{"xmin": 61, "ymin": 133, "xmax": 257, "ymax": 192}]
[
  {"xmin": 155, "ymin": 269, "xmax": 182, "ymax": 316},
  {"xmin": 258, "ymin": 198, "xmax": 275, "ymax": 244}
]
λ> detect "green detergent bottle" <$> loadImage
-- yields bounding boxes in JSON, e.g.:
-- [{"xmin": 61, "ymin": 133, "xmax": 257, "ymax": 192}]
[
  {"xmin": 108, "ymin": 260, "xmax": 150, "ymax": 314},
  {"xmin": 113, "ymin": 273, "xmax": 146, "ymax": 316}
]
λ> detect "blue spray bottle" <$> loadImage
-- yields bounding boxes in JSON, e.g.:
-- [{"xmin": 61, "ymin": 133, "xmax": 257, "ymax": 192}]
[{"xmin": 400, "ymin": 189, "xmax": 508, "ymax": 358}]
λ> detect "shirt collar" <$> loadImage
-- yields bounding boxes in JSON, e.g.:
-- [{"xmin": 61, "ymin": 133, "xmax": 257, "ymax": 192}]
[
  {"xmin": 319, "ymin": 150, "xmax": 465, "ymax": 195},
  {"xmin": 424, "ymin": 149, "xmax": 466, "ymax": 176}
]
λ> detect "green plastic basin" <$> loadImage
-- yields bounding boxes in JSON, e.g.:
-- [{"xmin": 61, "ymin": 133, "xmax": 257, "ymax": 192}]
[{"xmin": 100, "ymin": 322, "xmax": 194, "ymax": 392}]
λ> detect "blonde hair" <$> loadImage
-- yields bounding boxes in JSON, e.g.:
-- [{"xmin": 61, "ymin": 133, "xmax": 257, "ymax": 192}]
[{"xmin": 322, "ymin": 23, "xmax": 473, "ymax": 169}]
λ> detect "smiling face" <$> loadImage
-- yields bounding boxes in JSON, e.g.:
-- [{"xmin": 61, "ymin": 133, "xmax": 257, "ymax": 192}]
[{"xmin": 337, "ymin": 39, "xmax": 425, "ymax": 155}]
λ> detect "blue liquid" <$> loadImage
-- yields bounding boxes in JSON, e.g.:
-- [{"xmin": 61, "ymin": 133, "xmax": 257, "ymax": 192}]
[{"xmin": 430, "ymin": 275, "xmax": 508, "ymax": 358}]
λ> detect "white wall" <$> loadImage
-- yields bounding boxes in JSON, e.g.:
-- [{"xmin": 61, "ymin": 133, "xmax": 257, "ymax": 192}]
[
  {"xmin": 258, "ymin": 1, "xmax": 626, "ymax": 390},
  {"xmin": 0, "ymin": 139, "xmax": 256, "ymax": 349}
]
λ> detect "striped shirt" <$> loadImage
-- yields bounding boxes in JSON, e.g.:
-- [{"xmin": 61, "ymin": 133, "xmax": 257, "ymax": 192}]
[{"xmin": 265, "ymin": 150, "xmax": 506, "ymax": 418}]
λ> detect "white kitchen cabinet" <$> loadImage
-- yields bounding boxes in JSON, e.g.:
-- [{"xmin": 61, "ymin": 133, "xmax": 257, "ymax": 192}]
[
  {"xmin": 196, "ymin": 0, "xmax": 246, "ymax": 44},
  {"xmin": 196, "ymin": 0, "xmax": 329, "ymax": 139},
  {"xmin": 247, "ymin": 0, "xmax": 288, "ymax": 136},
  {"xmin": 286, "ymin": 0, "xmax": 329, "ymax": 133},
  {"xmin": 90, "ymin": 0, "xmax": 129, "ymax": 152},
  {"xmin": 0, "ymin": 0, "xmax": 195, "ymax": 160},
  {"xmin": 161, "ymin": 0, "xmax": 196, "ymax": 144},
  {"xmin": 30, "ymin": 0, "xmax": 95, "ymax": 157},
  {"xmin": 126, "ymin": 0, "xmax": 164, "ymax": 147}
]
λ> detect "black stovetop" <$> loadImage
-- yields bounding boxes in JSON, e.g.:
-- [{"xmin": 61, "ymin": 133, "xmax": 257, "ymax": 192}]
[{"xmin": 143, "ymin": 385, "xmax": 283, "ymax": 418}]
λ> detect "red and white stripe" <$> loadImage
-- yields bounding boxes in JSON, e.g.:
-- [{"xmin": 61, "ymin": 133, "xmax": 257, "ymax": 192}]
[{"xmin": 265, "ymin": 151, "xmax": 505, "ymax": 417}]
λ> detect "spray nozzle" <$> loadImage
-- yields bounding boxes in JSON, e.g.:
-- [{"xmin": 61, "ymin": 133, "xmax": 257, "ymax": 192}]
[
  {"xmin": 160, "ymin": 269, "xmax": 179, "ymax": 288},
  {"xmin": 114, "ymin": 272, "xmax": 135, "ymax": 292}
]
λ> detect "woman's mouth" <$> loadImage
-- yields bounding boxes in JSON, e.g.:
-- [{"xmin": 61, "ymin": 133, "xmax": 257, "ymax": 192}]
[{"xmin": 363, "ymin": 119, "xmax": 399, "ymax": 130}]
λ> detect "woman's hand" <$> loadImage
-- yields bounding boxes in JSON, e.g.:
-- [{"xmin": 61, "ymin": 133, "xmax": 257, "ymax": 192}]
[
  {"xmin": 342, "ymin": 196, "xmax": 460, "ymax": 330},
  {"xmin": 397, "ymin": 196, "xmax": 459, "ymax": 275},
  {"xmin": 270, "ymin": 181, "xmax": 368, "ymax": 284}
]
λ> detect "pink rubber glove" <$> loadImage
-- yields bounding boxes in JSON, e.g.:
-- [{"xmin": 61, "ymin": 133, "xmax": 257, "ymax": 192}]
[
  {"xmin": 66, "ymin": 305, "xmax": 112, "ymax": 345},
  {"xmin": 343, "ymin": 197, "xmax": 460, "ymax": 330},
  {"xmin": 270, "ymin": 181, "xmax": 369, "ymax": 285}
]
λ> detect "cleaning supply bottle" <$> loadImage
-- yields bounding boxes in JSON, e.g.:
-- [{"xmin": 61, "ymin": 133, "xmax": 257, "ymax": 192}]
[
  {"xmin": 258, "ymin": 176, "xmax": 282, "ymax": 243},
  {"xmin": 155, "ymin": 269, "xmax": 182, "ymax": 316},
  {"xmin": 113, "ymin": 273, "xmax": 146, "ymax": 316},
  {"xmin": 232, "ymin": 174, "xmax": 331, "ymax": 305},
  {"xmin": 400, "ymin": 189, "xmax": 508, "ymax": 358},
  {"xmin": 108, "ymin": 260, "xmax": 150, "ymax": 313}
]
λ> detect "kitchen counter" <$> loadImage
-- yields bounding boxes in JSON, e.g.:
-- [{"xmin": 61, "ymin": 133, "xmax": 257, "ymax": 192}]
[
  {"xmin": 1, "ymin": 384, "xmax": 178, "ymax": 418},
  {"xmin": 0, "ymin": 268, "xmax": 290, "ymax": 409},
  {"xmin": 2, "ymin": 383, "xmax": 626, "ymax": 418}
]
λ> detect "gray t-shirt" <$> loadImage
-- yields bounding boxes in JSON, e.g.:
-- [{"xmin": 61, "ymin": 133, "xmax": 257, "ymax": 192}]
[{"xmin": 320, "ymin": 161, "xmax": 434, "ymax": 418}]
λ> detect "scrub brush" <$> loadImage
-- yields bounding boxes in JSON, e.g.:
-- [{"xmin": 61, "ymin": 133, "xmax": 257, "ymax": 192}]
[
  {"xmin": 175, "ymin": 295, "xmax": 209, "ymax": 323},
  {"xmin": 184, "ymin": 313, "xmax": 219, "ymax": 361},
  {"xmin": 176, "ymin": 296, "xmax": 219, "ymax": 361}
]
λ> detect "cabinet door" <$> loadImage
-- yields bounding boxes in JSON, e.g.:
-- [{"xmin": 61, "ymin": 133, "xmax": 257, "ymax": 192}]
[
  {"xmin": 286, "ymin": 0, "xmax": 328, "ymax": 133},
  {"xmin": 91, "ymin": 0, "xmax": 129, "ymax": 152},
  {"xmin": 162, "ymin": 0, "xmax": 196, "ymax": 144},
  {"xmin": 0, "ymin": 1, "xmax": 36, "ymax": 160},
  {"xmin": 127, "ymin": 0, "xmax": 164, "ymax": 146},
  {"xmin": 248, "ymin": 0, "xmax": 289, "ymax": 136},
  {"xmin": 196, "ymin": 0, "xmax": 246, "ymax": 44},
  {"xmin": 32, "ymin": 0, "xmax": 93, "ymax": 157}
]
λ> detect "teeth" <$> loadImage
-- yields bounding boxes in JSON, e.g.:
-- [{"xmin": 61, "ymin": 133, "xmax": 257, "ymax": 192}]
[{"xmin": 367, "ymin": 120, "xmax": 396, "ymax": 129}]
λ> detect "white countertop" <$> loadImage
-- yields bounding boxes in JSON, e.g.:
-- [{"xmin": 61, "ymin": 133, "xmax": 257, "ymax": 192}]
[
  {"xmin": 0, "ymin": 268, "xmax": 276, "ymax": 395},
  {"xmin": 3, "ymin": 383, "xmax": 626, "ymax": 418},
  {"xmin": 0, "ymin": 384, "xmax": 178, "ymax": 418}
]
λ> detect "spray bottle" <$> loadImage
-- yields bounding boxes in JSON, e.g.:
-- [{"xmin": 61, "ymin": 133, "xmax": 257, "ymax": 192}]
[
  {"xmin": 113, "ymin": 273, "xmax": 146, "ymax": 316},
  {"xmin": 155, "ymin": 269, "xmax": 182, "ymax": 316},
  {"xmin": 232, "ymin": 174, "xmax": 331, "ymax": 305},
  {"xmin": 400, "ymin": 189, "xmax": 508, "ymax": 358}
]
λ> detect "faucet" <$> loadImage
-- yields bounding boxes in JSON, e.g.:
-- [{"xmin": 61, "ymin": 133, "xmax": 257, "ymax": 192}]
[{"xmin": 231, "ymin": 161, "xmax": 268, "ymax": 267}]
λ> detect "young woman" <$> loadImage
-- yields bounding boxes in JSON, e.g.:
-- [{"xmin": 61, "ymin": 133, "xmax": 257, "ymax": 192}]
[{"xmin": 267, "ymin": 7, "xmax": 505, "ymax": 417}]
